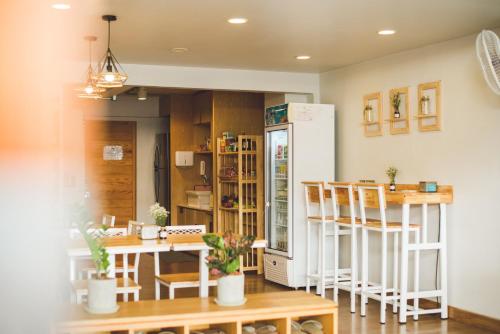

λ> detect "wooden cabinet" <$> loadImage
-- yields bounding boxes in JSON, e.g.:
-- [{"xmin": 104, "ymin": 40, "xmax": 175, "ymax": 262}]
[
  {"xmin": 57, "ymin": 291, "xmax": 338, "ymax": 334},
  {"xmin": 193, "ymin": 91, "xmax": 212, "ymax": 125}
]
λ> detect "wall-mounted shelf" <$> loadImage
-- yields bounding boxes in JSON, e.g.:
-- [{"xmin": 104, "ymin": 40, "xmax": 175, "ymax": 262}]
[
  {"xmin": 362, "ymin": 92, "xmax": 383, "ymax": 137},
  {"xmin": 389, "ymin": 87, "xmax": 410, "ymax": 135},
  {"xmin": 417, "ymin": 81, "xmax": 441, "ymax": 132},
  {"xmin": 414, "ymin": 114, "xmax": 438, "ymax": 119},
  {"xmin": 385, "ymin": 118, "xmax": 408, "ymax": 122},
  {"xmin": 194, "ymin": 150, "xmax": 213, "ymax": 155}
]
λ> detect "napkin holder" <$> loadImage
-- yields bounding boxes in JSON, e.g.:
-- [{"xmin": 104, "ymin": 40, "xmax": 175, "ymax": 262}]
[{"xmin": 419, "ymin": 181, "xmax": 437, "ymax": 193}]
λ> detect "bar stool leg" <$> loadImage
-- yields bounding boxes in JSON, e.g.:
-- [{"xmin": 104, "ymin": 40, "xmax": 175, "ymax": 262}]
[
  {"xmin": 380, "ymin": 231, "xmax": 388, "ymax": 324},
  {"xmin": 333, "ymin": 223, "xmax": 339, "ymax": 303},
  {"xmin": 413, "ymin": 229, "xmax": 420, "ymax": 320},
  {"xmin": 320, "ymin": 222, "xmax": 326, "ymax": 298},
  {"xmin": 393, "ymin": 232, "xmax": 399, "ymax": 314},
  {"xmin": 439, "ymin": 204, "xmax": 448, "ymax": 319},
  {"xmin": 350, "ymin": 226, "xmax": 358, "ymax": 313},
  {"xmin": 399, "ymin": 203, "xmax": 410, "ymax": 324},
  {"xmin": 306, "ymin": 220, "xmax": 311, "ymax": 293},
  {"xmin": 316, "ymin": 224, "xmax": 322, "ymax": 296},
  {"xmin": 360, "ymin": 227, "xmax": 368, "ymax": 316}
]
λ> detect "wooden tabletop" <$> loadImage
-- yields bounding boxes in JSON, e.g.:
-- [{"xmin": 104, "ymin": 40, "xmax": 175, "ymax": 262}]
[
  {"xmin": 384, "ymin": 184, "xmax": 453, "ymax": 205},
  {"xmin": 58, "ymin": 291, "xmax": 337, "ymax": 333},
  {"xmin": 68, "ymin": 235, "xmax": 267, "ymax": 256},
  {"xmin": 321, "ymin": 184, "xmax": 453, "ymax": 205}
]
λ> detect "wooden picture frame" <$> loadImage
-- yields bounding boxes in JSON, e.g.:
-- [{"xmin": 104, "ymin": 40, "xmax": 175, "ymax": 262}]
[
  {"xmin": 416, "ymin": 81, "xmax": 441, "ymax": 132},
  {"xmin": 387, "ymin": 87, "xmax": 410, "ymax": 135},
  {"xmin": 362, "ymin": 92, "xmax": 383, "ymax": 137}
]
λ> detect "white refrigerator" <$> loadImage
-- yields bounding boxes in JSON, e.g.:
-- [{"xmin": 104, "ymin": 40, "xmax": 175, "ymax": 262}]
[{"xmin": 264, "ymin": 103, "xmax": 335, "ymax": 288}]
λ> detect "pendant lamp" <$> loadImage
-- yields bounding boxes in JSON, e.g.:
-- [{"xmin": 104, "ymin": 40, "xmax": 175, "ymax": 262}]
[
  {"xmin": 95, "ymin": 15, "xmax": 127, "ymax": 88},
  {"xmin": 77, "ymin": 36, "xmax": 106, "ymax": 99}
]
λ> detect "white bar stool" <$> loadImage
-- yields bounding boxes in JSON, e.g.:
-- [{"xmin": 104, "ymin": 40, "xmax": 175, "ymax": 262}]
[
  {"xmin": 358, "ymin": 184, "xmax": 421, "ymax": 324},
  {"xmin": 303, "ymin": 181, "xmax": 335, "ymax": 298},
  {"xmin": 329, "ymin": 182, "xmax": 362, "ymax": 313}
]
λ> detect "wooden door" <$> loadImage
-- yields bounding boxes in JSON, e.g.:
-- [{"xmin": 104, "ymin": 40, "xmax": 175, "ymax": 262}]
[{"xmin": 85, "ymin": 121, "xmax": 136, "ymax": 227}]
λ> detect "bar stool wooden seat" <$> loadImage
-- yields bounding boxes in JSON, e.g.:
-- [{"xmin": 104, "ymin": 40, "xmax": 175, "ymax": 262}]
[{"xmin": 357, "ymin": 184, "xmax": 421, "ymax": 324}]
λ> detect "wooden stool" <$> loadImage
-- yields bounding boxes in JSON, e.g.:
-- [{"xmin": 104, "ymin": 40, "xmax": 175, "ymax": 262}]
[{"xmin": 357, "ymin": 184, "xmax": 421, "ymax": 324}]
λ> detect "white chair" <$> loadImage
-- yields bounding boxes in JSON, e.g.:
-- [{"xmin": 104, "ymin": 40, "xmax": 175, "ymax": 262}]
[
  {"xmin": 303, "ymin": 181, "xmax": 341, "ymax": 298},
  {"xmin": 329, "ymin": 182, "xmax": 362, "ymax": 313},
  {"xmin": 155, "ymin": 225, "xmax": 217, "ymax": 299},
  {"xmin": 102, "ymin": 214, "xmax": 116, "ymax": 227},
  {"xmin": 358, "ymin": 184, "xmax": 421, "ymax": 324},
  {"xmin": 70, "ymin": 227, "xmax": 142, "ymax": 303}
]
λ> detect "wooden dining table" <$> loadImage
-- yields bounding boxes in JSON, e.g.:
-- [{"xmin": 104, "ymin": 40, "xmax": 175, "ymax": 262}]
[{"xmin": 67, "ymin": 234, "xmax": 267, "ymax": 299}]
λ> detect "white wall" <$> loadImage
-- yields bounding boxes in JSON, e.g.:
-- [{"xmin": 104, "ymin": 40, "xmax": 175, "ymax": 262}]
[
  {"xmin": 63, "ymin": 95, "xmax": 166, "ymax": 224},
  {"xmin": 320, "ymin": 32, "xmax": 500, "ymax": 318}
]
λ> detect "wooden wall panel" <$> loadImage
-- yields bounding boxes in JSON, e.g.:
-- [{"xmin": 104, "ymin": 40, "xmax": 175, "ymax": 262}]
[
  {"xmin": 212, "ymin": 91, "xmax": 265, "ymax": 139},
  {"xmin": 84, "ymin": 120, "xmax": 136, "ymax": 227}
]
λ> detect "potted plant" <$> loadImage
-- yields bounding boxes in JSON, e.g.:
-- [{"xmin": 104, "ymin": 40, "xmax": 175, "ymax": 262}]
[
  {"xmin": 150, "ymin": 202, "xmax": 169, "ymax": 239},
  {"xmin": 391, "ymin": 92, "xmax": 401, "ymax": 119},
  {"xmin": 386, "ymin": 166, "xmax": 398, "ymax": 192},
  {"xmin": 364, "ymin": 104, "xmax": 373, "ymax": 122},
  {"xmin": 75, "ymin": 210, "xmax": 118, "ymax": 314},
  {"xmin": 202, "ymin": 231, "xmax": 255, "ymax": 306}
]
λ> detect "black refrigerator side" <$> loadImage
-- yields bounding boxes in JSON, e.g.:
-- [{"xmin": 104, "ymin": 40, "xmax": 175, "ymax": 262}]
[{"xmin": 154, "ymin": 133, "xmax": 171, "ymax": 225}]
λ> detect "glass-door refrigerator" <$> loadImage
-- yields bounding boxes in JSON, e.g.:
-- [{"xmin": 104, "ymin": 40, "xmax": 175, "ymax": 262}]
[
  {"xmin": 266, "ymin": 125, "xmax": 293, "ymax": 258},
  {"xmin": 264, "ymin": 103, "xmax": 335, "ymax": 288}
]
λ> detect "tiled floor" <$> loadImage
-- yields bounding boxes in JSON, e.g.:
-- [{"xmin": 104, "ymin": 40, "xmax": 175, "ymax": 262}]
[{"xmin": 135, "ymin": 253, "xmax": 497, "ymax": 334}]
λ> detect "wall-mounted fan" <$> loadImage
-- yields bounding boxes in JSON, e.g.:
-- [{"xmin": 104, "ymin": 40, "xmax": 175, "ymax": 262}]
[{"xmin": 476, "ymin": 30, "xmax": 500, "ymax": 95}]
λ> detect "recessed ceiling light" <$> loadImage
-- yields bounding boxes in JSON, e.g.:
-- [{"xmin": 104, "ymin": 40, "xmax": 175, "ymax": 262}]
[
  {"xmin": 171, "ymin": 47, "xmax": 189, "ymax": 53},
  {"xmin": 378, "ymin": 29, "xmax": 396, "ymax": 35},
  {"xmin": 296, "ymin": 55, "xmax": 311, "ymax": 60},
  {"xmin": 51, "ymin": 3, "xmax": 71, "ymax": 10},
  {"xmin": 228, "ymin": 17, "xmax": 248, "ymax": 24}
]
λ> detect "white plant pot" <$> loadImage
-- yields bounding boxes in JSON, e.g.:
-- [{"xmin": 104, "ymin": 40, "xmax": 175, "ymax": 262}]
[
  {"xmin": 215, "ymin": 273, "xmax": 246, "ymax": 306},
  {"xmin": 85, "ymin": 278, "xmax": 119, "ymax": 314}
]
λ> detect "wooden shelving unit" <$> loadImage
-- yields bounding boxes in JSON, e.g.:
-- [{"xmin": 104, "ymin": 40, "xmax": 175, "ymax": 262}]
[
  {"xmin": 57, "ymin": 291, "xmax": 338, "ymax": 334},
  {"xmin": 216, "ymin": 135, "xmax": 264, "ymax": 273}
]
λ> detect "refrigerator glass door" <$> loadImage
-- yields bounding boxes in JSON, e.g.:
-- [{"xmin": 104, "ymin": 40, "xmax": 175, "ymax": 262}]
[{"xmin": 266, "ymin": 125, "xmax": 292, "ymax": 257}]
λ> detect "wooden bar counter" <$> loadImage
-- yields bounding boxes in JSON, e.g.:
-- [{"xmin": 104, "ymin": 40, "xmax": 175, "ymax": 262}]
[{"xmin": 58, "ymin": 291, "xmax": 338, "ymax": 334}]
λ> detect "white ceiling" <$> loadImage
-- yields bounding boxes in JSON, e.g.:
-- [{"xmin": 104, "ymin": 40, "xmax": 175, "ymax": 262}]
[{"xmin": 73, "ymin": 0, "xmax": 500, "ymax": 73}]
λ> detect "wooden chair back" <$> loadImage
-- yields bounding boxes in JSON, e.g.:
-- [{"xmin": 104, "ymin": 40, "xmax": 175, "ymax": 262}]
[
  {"xmin": 102, "ymin": 214, "xmax": 116, "ymax": 227},
  {"xmin": 357, "ymin": 184, "xmax": 388, "ymax": 227},
  {"xmin": 356, "ymin": 184, "xmax": 386, "ymax": 209},
  {"xmin": 329, "ymin": 182, "xmax": 356, "ymax": 224},
  {"xmin": 302, "ymin": 181, "xmax": 329, "ymax": 220},
  {"xmin": 128, "ymin": 220, "xmax": 144, "ymax": 236},
  {"xmin": 166, "ymin": 225, "xmax": 206, "ymax": 235}
]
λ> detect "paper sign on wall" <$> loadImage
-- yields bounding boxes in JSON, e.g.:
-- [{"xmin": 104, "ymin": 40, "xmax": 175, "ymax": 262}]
[{"xmin": 103, "ymin": 145, "xmax": 123, "ymax": 160}]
